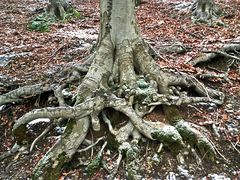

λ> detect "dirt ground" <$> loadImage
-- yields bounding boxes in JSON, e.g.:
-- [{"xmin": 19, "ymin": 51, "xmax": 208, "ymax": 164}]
[{"xmin": 0, "ymin": 0, "xmax": 239, "ymax": 179}]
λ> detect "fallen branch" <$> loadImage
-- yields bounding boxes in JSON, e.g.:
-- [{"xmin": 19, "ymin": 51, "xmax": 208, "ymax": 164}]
[
  {"xmin": 78, "ymin": 136, "xmax": 105, "ymax": 153},
  {"xmin": 0, "ymin": 83, "xmax": 54, "ymax": 106},
  {"xmin": 30, "ymin": 124, "xmax": 54, "ymax": 152},
  {"xmin": 188, "ymin": 43, "xmax": 240, "ymax": 66},
  {"xmin": 203, "ymin": 50, "xmax": 240, "ymax": 61}
]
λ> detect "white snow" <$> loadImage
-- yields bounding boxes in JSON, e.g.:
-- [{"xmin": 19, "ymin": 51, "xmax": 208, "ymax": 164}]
[{"xmin": 28, "ymin": 118, "xmax": 51, "ymax": 125}]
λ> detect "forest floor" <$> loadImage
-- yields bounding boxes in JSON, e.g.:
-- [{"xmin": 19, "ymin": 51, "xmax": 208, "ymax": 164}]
[{"xmin": 0, "ymin": 0, "xmax": 240, "ymax": 179}]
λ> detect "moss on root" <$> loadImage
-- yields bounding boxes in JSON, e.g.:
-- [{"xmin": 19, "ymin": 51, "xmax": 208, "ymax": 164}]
[
  {"xmin": 174, "ymin": 120, "xmax": 215, "ymax": 159},
  {"xmin": 151, "ymin": 131, "xmax": 183, "ymax": 154},
  {"xmin": 12, "ymin": 124, "xmax": 28, "ymax": 145},
  {"xmin": 106, "ymin": 134, "xmax": 120, "ymax": 150},
  {"xmin": 32, "ymin": 152, "xmax": 68, "ymax": 180},
  {"xmin": 126, "ymin": 143, "xmax": 141, "ymax": 180},
  {"xmin": 86, "ymin": 156, "xmax": 102, "ymax": 177}
]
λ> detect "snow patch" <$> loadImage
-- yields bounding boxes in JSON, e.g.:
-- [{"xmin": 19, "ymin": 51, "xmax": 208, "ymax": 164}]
[
  {"xmin": 0, "ymin": 105, "xmax": 6, "ymax": 111},
  {"xmin": 56, "ymin": 29, "xmax": 98, "ymax": 40},
  {"xmin": 28, "ymin": 118, "xmax": 51, "ymax": 125}
]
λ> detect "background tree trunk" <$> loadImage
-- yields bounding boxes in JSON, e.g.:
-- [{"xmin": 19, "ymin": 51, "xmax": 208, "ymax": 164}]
[
  {"xmin": 47, "ymin": 0, "xmax": 70, "ymax": 19},
  {"xmin": 191, "ymin": 0, "xmax": 221, "ymax": 23}
]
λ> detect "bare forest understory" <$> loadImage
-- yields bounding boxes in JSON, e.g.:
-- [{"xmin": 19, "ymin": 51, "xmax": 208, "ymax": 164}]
[{"xmin": 0, "ymin": 0, "xmax": 240, "ymax": 179}]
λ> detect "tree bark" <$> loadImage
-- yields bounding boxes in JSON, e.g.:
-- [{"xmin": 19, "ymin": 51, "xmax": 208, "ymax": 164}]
[
  {"xmin": 191, "ymin": 0, "xmax": 221, "ymax": 23},
  {"xmin": 47, "ymin": 0, "xmax": 70, "ymax": 19}
]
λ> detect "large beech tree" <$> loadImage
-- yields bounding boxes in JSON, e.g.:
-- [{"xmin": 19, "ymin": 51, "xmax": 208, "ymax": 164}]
[{"xmin": 0, "ymin": 0, "xmax": 224, "ymax": 179}]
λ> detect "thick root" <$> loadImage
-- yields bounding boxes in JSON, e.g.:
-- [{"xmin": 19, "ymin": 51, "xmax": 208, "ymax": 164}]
[
  {"xmin": 33, "ymin": 117, "xmax": 90, "ymax": 179},
  {"xmin": 0, "ymin": 83, "xmax": 53, "ymax": 106},
  {"xmin": 188, "ymin": 43, "xmax": 240, "ymax": 70},
  {"xmin": 164, "ymin": 106, "xmax": 215, "ymax": 159},
  {"xmin": 175, "ymin": 120, "xmax": 215, "ymax": 159}
]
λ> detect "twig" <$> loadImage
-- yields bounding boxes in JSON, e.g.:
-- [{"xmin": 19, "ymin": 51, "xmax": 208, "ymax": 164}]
[
  {"xmin": 30, "ymin": 124, "xmax": 53, "ymax": 152},
  {"xmin": 102, "ymin": 111, "xmax": 116, "ymax": 134},
  {"xmin": 108, "ymin": 151, "xmax": 123, "ymax": 180},
  {"xmin": 157, "ymin": 143, "xmax": 163, "ymax": 153},
  {"xmin": 78, "ymin": 136, "xmax": 105, "ymax": 153},
  {"xmin": 230, "ymin": 141, "xmax": 240, "ymax": 155}
]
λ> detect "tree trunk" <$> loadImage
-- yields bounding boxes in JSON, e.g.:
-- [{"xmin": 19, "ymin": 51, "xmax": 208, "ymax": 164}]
[
  {"xmin": 47, "ymin": 0, "xmax": 70, "ymax": 19},
  {"xmin": 191, "ymin": 0, "xmax": 221, "ymax": 23}
]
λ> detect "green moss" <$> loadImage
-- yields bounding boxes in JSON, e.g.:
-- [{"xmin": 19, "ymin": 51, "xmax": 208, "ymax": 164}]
[
  {"xmin": 28, "ymin": 7, "xmax": 81, "ymax": 32},
  {"xmin": 86, "ymin": 156, "xmax": 102, "ymax": 177},
  {"xmin": 106, "ymin": 133, "xmax": 120, "ymax": 150},
  {"xmin": 175, "ymin": 122, "xmax": 196, "ymax": 143},
  {"xmin": 197, "ymin": 139, "xmax": 215, "ymax": 161},
  {"xmin": 12, "ymin": 124, "xmax": 28, "ymax": 145},
  {"xmin": 175, "ymin": 121, "xmax": 215, "ymax": 160},
  {"xmin": 33, "ymin": 152, "xmax": 68, "ymax": 180},
  {"xmin": 64, "ymin": 7, "xmax": 81, "ymax": 20},
  {"xmin": 126, "ymin": 144, "xmax": 140, "ymax": 180},
  {"xmin": 126, "ymin": 145, "xmax": 139, "ymax": 161},
  {"xmin": 135, "ymin": 0, "xmax": 142, "ymax": 6},
  {"xmin": 62, "ymin": 120, "xmax": 76, "ymax": 137},
  {"xmin": 28, "ymin": 14, "xmax": 55, "ymax": 32},
  {"xmin": 151, "ymin": 131, "xmax": 183, "ymax": 154}
]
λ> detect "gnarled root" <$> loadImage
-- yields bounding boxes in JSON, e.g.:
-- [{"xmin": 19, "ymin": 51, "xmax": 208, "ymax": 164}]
[
  {"xmin": 188, "ymin": 43, "xmax": 240, "ymax": 73},
  {"xmin": 32, "ymin": 117, "xmax": 89, "ymax": 179},
  {"xmin": 2, "ymin": 35, "xmax": 225, "ymax": 178}
]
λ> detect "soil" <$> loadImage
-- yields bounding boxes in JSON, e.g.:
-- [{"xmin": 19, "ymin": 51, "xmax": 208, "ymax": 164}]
[{"xmin": 0, "ymin": 0, "xmax": 239, "ymax": 179}]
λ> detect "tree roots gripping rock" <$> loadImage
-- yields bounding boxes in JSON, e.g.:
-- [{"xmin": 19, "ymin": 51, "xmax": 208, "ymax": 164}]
[{"xmin": 0, "ymin": 0, "xmax": 225, "ymax": 179}]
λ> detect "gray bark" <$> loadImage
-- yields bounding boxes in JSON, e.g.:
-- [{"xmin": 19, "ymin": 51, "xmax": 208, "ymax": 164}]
[
  {"xmin": 47, "ymin": 0, "xmax": 70, "ymax": 19},
  {"xmin": 191, "ymin": 0, "xmax": 221, "ymax": 23}
]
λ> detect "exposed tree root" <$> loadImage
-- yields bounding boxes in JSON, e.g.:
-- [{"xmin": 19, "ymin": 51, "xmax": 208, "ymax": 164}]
[
  {"xmin": 196, "ymin": 72, "xmax": 230, "ymax": 83},
  {"xmin": 1, "ymin": 36, "xmax": 224, "ymax": 178},
  {"xmin": 188, "ymin": 43, "xmax": 240, "ymax": 73},
  {"xmin": 0, "ymin": 0, "xmax": 227, "ymax": 178},
  {"xmin": 0, "ymin": 83, "xmax": 54, "ymax": 106},
  {"xmin": 0, "ymin": 143, "xmax": 20, "ymax": 161},
  {"xmin": 1, "ymin": 37, "xmax": 224, "ymax": 178},
  {"xmin": 188, "ymin": 43, "xmax": 240, "ymax": 66}
]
